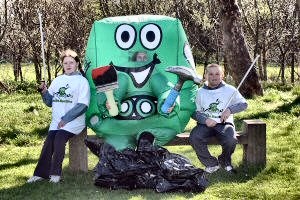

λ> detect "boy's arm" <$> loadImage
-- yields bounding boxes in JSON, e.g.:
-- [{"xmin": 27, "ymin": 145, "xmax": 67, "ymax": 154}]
[
  {"xmin": 192, "ymin": 111, "xmax": 208, "ymax": 124},
  {"xmin": 228, "ymin": 102, "xmax": 248, "ymax": 114}
]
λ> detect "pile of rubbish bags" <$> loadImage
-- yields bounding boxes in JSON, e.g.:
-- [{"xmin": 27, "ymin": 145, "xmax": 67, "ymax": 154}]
[{"xmin": 85, "ymin": 132, "xmax": 208, "ymax": 193}]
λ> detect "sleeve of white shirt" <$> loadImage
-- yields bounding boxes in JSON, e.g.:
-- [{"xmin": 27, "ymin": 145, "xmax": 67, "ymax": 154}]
[
  {"xmin": 77, "ymin": 78, "xmax": 90, "ymax": 106},
  {"xmin": 230, "ymin": 88, "xmax": 247, "ymax": 105},
  {"xmin": 47, "ymin": 80, "xmax": 55, "ymax": 96}
]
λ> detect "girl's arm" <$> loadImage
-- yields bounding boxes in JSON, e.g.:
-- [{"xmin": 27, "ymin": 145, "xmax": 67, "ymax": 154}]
[
  {"xmin": 41, "ymin": 90, "xmax": 53, "ymax": 107},
  {"xmin": 61, "ymin": 103, "xmax": 88, "ymax": 123}
]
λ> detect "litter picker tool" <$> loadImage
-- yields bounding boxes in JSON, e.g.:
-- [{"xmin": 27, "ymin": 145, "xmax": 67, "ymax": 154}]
[
  {"xmin": 92, "ymin": 65, "xmax": 119, "ymax": 116},
  {"xmin": 224, "ymin": 55, "xmax": 260, "ymax": 110},
  {"xmin": 37, "ymin": 10, "xmax": 47, "ymax": 85}
]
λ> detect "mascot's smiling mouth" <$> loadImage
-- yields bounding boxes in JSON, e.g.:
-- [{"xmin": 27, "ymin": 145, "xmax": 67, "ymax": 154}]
[{"xmin": 112, "ymin": 53, "xmax": 161, "ymax": 88}]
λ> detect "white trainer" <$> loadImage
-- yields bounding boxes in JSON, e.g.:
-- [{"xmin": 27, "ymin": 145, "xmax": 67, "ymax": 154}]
[
  {"xmin": 49, "ymin": 175, "xmax": 61, "ymax": 183},
  {"xmin": 27, "ymin": 176, "xmax": 43, "ymax": 183},
  {"xmin": 205, "ymin": 165, "xmax": 220, "ymax": 173},
  {"xmin": 224, "ymin": 165, "xmax": 233, "ymax": 171}
]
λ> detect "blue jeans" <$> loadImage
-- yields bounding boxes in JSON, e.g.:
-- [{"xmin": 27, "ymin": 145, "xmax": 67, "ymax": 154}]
[
  {"xmin": 189, "ymin": 123, "xmax": 237, "ymax": 167},
  {"xmin": 33, "ymin": 130, "xmax": 74, "ymax": 178}
]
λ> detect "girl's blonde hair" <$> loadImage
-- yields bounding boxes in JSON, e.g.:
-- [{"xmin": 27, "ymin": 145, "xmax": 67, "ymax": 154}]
[{"xmin": 60, "ymin": 49, "xmax": 85, "ymax": 76}]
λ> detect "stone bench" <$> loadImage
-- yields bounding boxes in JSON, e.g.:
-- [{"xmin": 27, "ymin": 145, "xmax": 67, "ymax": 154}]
[{"xmin": 68, "ymin": 119, "xmax": 266, "ymax": 172}]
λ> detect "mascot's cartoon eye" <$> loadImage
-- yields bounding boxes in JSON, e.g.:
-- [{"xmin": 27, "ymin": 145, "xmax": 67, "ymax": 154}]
[
  {"xmin": 140, "ymin": 23, "xmax": 162, "ymax": 50},
  {"xmin": 115, "ymin": 24, "xmax": 136, "ymax": 50}
]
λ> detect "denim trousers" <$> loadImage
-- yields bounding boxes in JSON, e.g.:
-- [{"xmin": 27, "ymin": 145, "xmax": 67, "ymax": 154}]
[{"xmin": 189, "ymin": 123, "xmax": 237, "ymax": 167}]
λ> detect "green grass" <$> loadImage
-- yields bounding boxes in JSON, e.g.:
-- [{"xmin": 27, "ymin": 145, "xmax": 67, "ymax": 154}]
[
  {"xmin": 0, "ymin": 63, "xmax": 38, "ymax": 82},
  {"xmin": 0, "ymin": 64, "xmax": 300, "ymax": 199},
  {"xmin": 0, "ymin": 93, "xmax": 50, "ymax": 145}
]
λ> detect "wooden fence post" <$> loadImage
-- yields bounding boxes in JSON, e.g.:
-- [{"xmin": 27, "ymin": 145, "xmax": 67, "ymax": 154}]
[
  {"xmin": 242, "ymin": 119, "xmax": 266, "ymax": 167},
  {"xmin": 69, "ymin": 128, "xmax": 88, "ymax": 172}
]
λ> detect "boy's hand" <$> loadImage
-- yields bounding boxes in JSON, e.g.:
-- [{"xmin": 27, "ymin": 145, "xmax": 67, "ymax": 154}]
[
  {"xmin": 205, "ymin": 118, "xmax": 217, "ymax": 127},
  {"xmin": 221, "ymin": 108, "xmax": 231, "ymax": 123}
]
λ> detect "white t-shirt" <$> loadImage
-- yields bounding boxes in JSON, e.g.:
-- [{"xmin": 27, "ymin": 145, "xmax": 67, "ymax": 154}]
[
  {"xmin": 48, "ymin": 74, "xmax": 90, "ymax": 134},
  {"xmin": 196, "ymin": 82, "xmax": 246, "ymax": 124}
]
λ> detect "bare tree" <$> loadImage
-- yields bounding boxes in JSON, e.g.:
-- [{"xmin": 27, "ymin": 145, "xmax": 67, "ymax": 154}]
[
  {"xmin": 0, "ymin": 0, "xmax": 298, "ymax": 88},
  {"xmin": 218, "ymin": 0, "xmax": 263, "ymax": 98},
  {"xmin": 266, "ymin": 0, "xmax": 299, "ymax": 84},
  {"xmin": 290, "ymin": 0, "xmax": 300, "ymax": 83},
  {"xmin": 0, "ymin": 0, "xmax": 9, "ymax": 91},
  {"xmin": 2, "ymin": 0, "xmax": 95, "ymax": 83},
  {"xmin": 0, "ymin": 0, "xmax": 8, "ymax": 42}
]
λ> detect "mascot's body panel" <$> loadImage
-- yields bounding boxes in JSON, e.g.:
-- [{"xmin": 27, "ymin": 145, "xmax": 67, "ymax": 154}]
[{"xmin": 84, "ymin": 15, "xmax": 197, "ymax": 150}]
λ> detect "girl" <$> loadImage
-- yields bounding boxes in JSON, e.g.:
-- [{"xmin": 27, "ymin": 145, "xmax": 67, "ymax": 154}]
[{"xmin": 27, "ymin": 49, "xmax": 90, "ymax": 183}]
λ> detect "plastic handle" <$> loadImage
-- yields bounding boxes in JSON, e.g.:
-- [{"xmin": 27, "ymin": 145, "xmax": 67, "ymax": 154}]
[
  {"xmin": 105, "ymin": 90, "xmax": 118, "ymax": 116},
  {"xmin": 161, "ymin": 88, "xmax": 180, "ymax": 114}
]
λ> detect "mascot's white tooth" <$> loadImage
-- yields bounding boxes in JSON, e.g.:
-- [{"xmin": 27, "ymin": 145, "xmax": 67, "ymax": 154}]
[{"xmin": 131, "ymin": 67, "xmax": 151, "ymax": 84}]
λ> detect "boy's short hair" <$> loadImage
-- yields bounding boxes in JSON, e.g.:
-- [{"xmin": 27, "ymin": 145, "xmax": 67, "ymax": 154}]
[{"xmin": 206, "ymin": 63, "xmax": 224, "ymax": 76}]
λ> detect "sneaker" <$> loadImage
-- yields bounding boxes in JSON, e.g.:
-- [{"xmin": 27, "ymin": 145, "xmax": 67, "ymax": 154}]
[
  {"xmin": 205, "ymin": 165, "xmax": 220, "ymax": 173},
  {"xmin": 224, "ymin": 165, "xmax": 237, "ymax": 174},
  {"xmin": 27, "ymin": 176, "xmax": 43, "ymax": 183},
  {"xmin": 49, "ymin": 175, "xmax": 61, "ymax": 183}
]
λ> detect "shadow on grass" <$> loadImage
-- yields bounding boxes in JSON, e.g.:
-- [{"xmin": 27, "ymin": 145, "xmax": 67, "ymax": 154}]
[
  {"xmin": 0, "ymin": 158, "xmax": 37, "ymax": 171},
  {"xmin": 244, "ymin": 96, "xmax": 300, "ymax": 120},
  {"xmin": 233, "ymin": 95, "xmax": 300, "ymax": 130},
  {"xmin": 30, "ymin": 126, "xmax": 49, "ymax": 137},
  {"xmin": 0, "ymin": 126, "xmax": 49, "ymax": 145},
  {"xmin": 205, "ymin": 165, "xmax": 264, "ymax": 186},
  {"xmin": 0, "ymin": 166, "xmax": 264, "ymax": 200},
  {"xmin": 0, "ymin": 169, "xmax": 199, "ymax": 200}
]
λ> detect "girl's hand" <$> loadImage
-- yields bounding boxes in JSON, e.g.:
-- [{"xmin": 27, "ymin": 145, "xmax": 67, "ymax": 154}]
[
  {"xmin": 57, "ymin": 120, "xmax": 66, "ymax": 129},
  {"xmin": 38, "ymin": 82, "xmax": 47, "ymax": 94}
]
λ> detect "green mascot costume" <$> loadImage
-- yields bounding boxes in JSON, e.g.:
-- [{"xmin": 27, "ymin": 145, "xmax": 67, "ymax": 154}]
[{"xmin": 84, "ymin": 15, "xmax": 199, "ymax": 150}]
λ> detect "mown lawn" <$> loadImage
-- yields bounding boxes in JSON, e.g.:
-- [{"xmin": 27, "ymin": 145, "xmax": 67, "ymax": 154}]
[{"xmin": 0, "ymin": 63, "xmax": 299, "ymax": 199}]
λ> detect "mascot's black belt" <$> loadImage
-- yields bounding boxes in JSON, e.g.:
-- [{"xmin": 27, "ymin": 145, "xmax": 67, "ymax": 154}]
[{"xmin": 115, "ymin": 95, "xmax": 158, "ymax": 120}]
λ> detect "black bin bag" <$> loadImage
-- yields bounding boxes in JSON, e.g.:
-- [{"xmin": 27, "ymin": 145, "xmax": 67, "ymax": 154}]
[{"xmin": 85, "ymin": 132, "xmax": 209, "ymax": 193}]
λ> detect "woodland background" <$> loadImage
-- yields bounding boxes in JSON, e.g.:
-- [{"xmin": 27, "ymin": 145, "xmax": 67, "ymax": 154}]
[{"xmin": 0, "ymin": 0, "xmax": 299, "ymax": 96}]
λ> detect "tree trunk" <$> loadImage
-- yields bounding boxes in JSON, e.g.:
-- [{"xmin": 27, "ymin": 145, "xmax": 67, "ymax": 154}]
[
  {"xmin": 0, "ymin": 81, "xmax": 9, "ymax": 93},
  {"xmin": 46, "ymin": 48, "xmax": 51, "ymax": 83},
  {"xmin": 12, "ymin": 54, "xmax": 22, "ymax": 82},
  {"xmin": 218, "ymin": 0, "xmax": 263, "ymax": 98},
  {"xmin": 0, "ymin": 0, "xmax": 7, "ymax": 43},
  {"xmin": 262, "ymin": 44, "xmax": 268, "ymax": 81},
  {"xmin": 279, "ymin": 50, "xmax": 286, "ymax": 84},
  {"xmin": 291, "ymin": 52, "xmax": 295, "ymax": 84},
  {"xmin": 258, "ymin": 50, "xmax": 263, "ymax": 80},
  {"xmin": 18, "ymin": 61, "xmax": 23, "ymax": 82},
  {"xmin": 33, "ymin": 54, "xmax": 42, "ymax": 83}
]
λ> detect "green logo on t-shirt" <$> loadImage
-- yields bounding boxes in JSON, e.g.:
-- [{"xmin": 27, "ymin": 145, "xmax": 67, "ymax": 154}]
[
  {"xmin": 205, "ymin": 99, "xmax": 223, "ymax": 113},
  {"xmin": 53, "ymin": 84, "xmax": 73, "ymax": 103}
]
